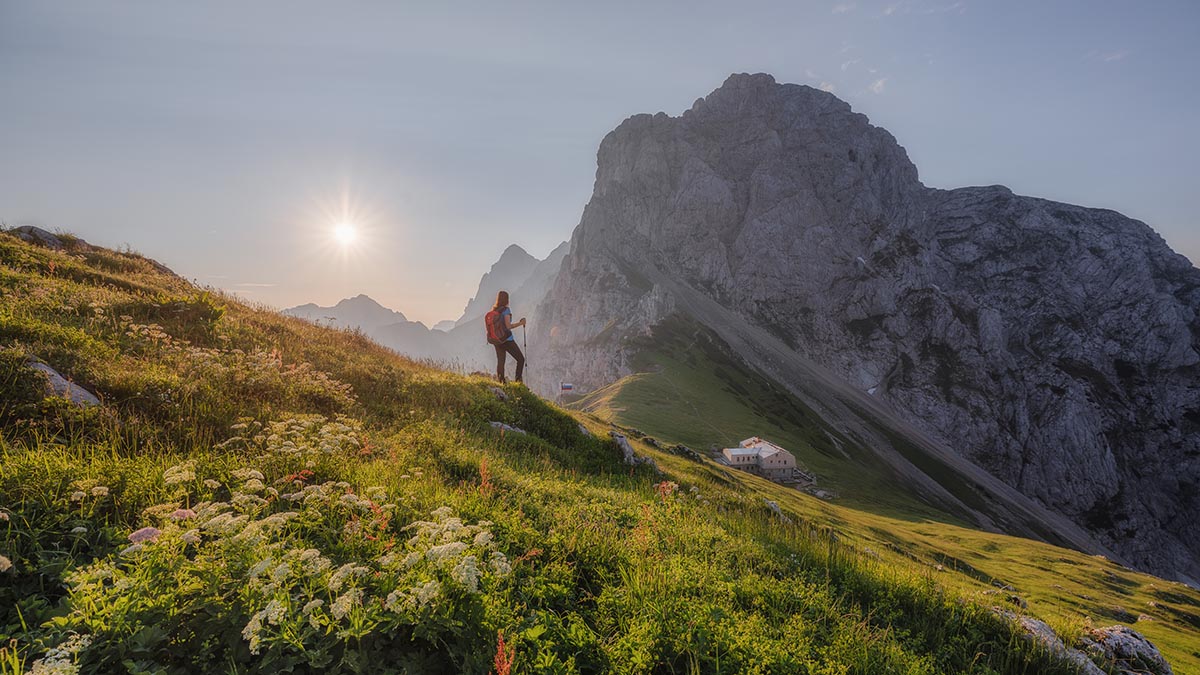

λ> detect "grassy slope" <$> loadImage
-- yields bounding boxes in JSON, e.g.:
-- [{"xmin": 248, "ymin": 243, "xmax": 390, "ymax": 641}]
[
  {"xmin": 0, "ymin": 231, "xmax": 1196, "ymax": 674},
  {"xmin": 572, "ymin": 320, "xmax": 955, "ymax": 520},
  {"xmin": 571, "ymin": 320, "xmax": 1200, "ymax": 673}
]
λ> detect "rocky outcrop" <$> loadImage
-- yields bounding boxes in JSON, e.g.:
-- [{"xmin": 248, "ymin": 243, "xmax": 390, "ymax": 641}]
[
  {"xmin": 1083, "ymin": 625, "xmax": 1174, "ymax": 675},
  {"xmin": 9, "ymin": 226, "xmax": 74, "ymax": 250},
  {"xmin": 27, "ymin": 358, "xmax": 100, "ymax": 407},
  {"xmin": 997, "ymin": 611, "xmax": 1174, "ymax": 675},
  {"xmin": 612, "ymin": 432, "xmax": 659, "ymax": 472},
  {"xmin": 534, "ymin": 73, "xmax": 1200, "ymax": 582}
]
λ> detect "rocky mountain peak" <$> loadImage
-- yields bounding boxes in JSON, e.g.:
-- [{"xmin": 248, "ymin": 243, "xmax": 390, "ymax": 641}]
[
  {"xmin": 536, "ymin": 73, "xmax": 1200, "ymax": 582},
  {"xmin": 499, "ymin": 243, "xmax": 533, "ymax": 260},
  {"xmin": 283, "ymin": 294, "xmax": 406, "ymax": 328},
  {"xmin": 337, "ymin": 294, "xmax": 388, "ymax": 309},
  {"xmin": 454, "ymin": 244, "xmax": 542, "ymax": 326},
  {"xmin": 581, "ymin": 72, "xmax": 921, "ymax": 288}
]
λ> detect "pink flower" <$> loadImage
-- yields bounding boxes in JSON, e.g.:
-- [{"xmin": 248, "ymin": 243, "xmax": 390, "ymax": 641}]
[
  {"xmin": 169, "ymin": 508, "xmax": 196, "ymax": 520},
  {"xmin": 128, "ymin": 526, "xmax": 162, "ymax": 544}
]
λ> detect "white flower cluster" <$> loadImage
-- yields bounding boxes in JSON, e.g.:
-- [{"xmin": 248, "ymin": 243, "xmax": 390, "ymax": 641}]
[
  {"xmin": 67, "ymin": 481, "xmax": 111, "ymax": 504},
  {"xmin": 52, "ymin": 425, "xmax": 510, "ymax": 664},
  {"xmin": 163, "ymin": 461, "xmax": 196, "ymax": 485},
  {"xmin": 26, "ymin": 633, "xmax": 92, "ymax": 675},
  {"xmin": 124, "ymin": 322, "xmax": 178, "ymax": 347},
  {"xmin": 217, "ymin": 415, "xmax": 362, "ymax": 460},
  {"xmin": 381, "ymin": 506, "xmax": 511, "ymax": 603},
  {"xmin": 238, "ymin": 504, "xmax": 509, "ymax": 653}
]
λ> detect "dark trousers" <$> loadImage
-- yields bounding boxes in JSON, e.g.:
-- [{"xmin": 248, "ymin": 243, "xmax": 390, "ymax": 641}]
[{"xmin": 494, "ymin": 340, "xmax": 524, "ymax": 383}]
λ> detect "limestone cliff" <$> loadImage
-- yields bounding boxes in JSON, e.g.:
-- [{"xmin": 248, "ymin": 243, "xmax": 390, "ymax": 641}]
[{"xmin": 534, "ymin": 73, "xmax": 1200, "ymax": 582}]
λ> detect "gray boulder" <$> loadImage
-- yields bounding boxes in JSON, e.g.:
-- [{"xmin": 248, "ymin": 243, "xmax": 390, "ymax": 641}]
[
  {"xmin": 488, "ymin": 421, "xmax": 526, "ymax": 435},
  {"xmin": 10, "ymin": 226, "xmax": 73, "ymax": 250},
  {"xmin": 612, "ymin": 432, "xmax": 658, "ymax": 471},
  {"xmin": 1082, "ymin": 625, "xmax": 1174, "ymax": 675},
  {"xmin": 995, "ymin": 611, "xmax": 1106, "ymax": 675},
  {"xmin": 27, "ymin": 358, "xmax": 100, "ymax": 406}
]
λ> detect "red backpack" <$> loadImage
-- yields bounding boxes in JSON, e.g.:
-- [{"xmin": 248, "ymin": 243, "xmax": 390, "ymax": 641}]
[{"xmin": 484, "ymin": 309, "xmax": 511, "ymax": 346}]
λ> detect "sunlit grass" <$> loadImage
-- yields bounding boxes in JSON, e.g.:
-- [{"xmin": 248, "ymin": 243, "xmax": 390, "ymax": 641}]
[{"xmin": 1, "ymin": 229, "xmax": 1194, "ymax": 674}]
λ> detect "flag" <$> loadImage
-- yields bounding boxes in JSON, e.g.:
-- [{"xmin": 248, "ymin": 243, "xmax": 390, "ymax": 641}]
[{"xmin": 560, "ymin": 382, "xmax": 574, "ymax": 391}]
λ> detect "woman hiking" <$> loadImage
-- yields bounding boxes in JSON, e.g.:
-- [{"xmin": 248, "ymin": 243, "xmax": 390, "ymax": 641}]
[{"xmin": 484, "ymin": 290, "xmax": 526, "ymax": 384}]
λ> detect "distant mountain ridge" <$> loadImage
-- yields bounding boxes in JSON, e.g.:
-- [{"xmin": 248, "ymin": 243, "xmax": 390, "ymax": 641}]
[
  {"xmin": 454, "ymin": 244, "xmax": 539, "ymax": 326},
  {"xmin": 284, "ymin": 294, "xmax": 408, "ymax": 331},
  {"xmin": 533, "ymin": 73, "xmax": 1200, "ymax": 583},
  {"xmin": 282, "ymin": 242, "xmax": 567, "ymax": 370}
]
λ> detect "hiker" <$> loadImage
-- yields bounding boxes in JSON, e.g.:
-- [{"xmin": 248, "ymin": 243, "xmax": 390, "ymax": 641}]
[{"xmin": 484, "ymin": 290, "xmax": 525, "ymax": 383}]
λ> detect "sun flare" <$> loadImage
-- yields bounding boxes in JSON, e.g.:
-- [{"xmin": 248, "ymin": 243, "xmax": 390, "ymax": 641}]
[{"xmin": 333, "ymin": 222, "xmax": 358, "ymax": 246}]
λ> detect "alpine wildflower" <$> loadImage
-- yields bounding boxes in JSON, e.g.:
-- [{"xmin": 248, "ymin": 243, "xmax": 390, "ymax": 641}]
[
  {"xmin": 120, "ymin": 543, "xmax": 145, "ymax": 556},
  {"xmin": 232, "ymin": 468, "xmax": 265, "ymax": 482},
  {"xmin": 249, "ymin": 558, "xmax": 274, "ymax": 580},
  {"xmin": 384, "ymin": 589, "xmax": 412, "ymax": 613},
  {"xmin": 270, "ymin": 562, "xmax": 291, "ymax": 584},
  {"xmin": 128, "ymin": 526, "xmax": 161, "ymax": 544},
  {"xmin": 300, "ymin": 549, "xmax": 331, "ymax": 575},
  {"xmin": 263, "ymin": 598, "xmax": 287, "ymax": 625},
  {"xmin": 328, "ymin": 563, "xmax": 368, "ymax": 592},
  {"xmin": 330, "ymin": 588, "xmax": 362, "ymax": 620},
  {"xmin": 451, "ymin": 555, "xmax": 481, "ymax": 592},
  {"xmin": 426, "ymin": 541, "xmax": 468, "ymax": 564},
  {"xmin": 414, "ymin": 580, "xmax": 442, "ymax": 607},
  {"xmin": 163, "ymin": 462, "xmax": 196, "ymax": 485},
  {"xmin": 302, "ymin": 599, "xmax": 325, "ymax": 629},
  {"xmin": 489, "ymin": 550, "xmax": 512, "ymax": 575},
  {"xmin": 27, "ymin": 633, "xmax": 93, "ymax": 675},
  {"xmin": 242, "ymin": 610, "xmax": 266, "ymax": 654}
]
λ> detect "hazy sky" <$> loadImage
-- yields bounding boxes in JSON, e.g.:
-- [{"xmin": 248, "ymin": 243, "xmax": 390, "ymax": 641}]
[{"xmin": 3, "ymin": 1, "xmax": 1197, "ymax": 325}]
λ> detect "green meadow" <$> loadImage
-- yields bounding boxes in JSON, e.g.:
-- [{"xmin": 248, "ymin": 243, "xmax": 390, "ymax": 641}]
[{"xmin": 2, "ymin": 231, "xmax": 1196, "ymax": 674}]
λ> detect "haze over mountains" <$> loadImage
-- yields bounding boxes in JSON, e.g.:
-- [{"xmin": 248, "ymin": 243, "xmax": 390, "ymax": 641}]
[
  {"xmin": 452, "ymin": 244, "xmax": 538, "ymax": 327},
  {"xmin": 285, "ymin": 294, "xmax": 409, "ymax": 332},
  {"xmin": 284, "ymin": 241, "xmax": 567, "ymax": 370},
  {"xmin": 286, "ymin": 73, "xmax": 1199, "ymax": 585}
]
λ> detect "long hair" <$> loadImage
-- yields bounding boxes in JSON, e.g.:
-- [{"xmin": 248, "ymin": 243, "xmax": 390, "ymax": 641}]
[{"xmin": 493, "ymin": 290, "xmax": 509, "ymax": 311}]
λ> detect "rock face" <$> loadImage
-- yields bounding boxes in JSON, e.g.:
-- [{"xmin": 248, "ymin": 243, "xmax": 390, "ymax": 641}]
[{"xmin": 535, "ymin": 73, "xmax": 1200, "ymax": 582}]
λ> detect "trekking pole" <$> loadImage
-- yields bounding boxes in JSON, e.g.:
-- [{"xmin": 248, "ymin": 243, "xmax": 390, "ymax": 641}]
[{"xmin": 522, "ymin": 324, "xmax": 528, "ymax": 373}]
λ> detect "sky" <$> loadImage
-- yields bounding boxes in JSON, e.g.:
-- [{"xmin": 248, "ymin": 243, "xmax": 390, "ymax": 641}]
[{"xmin": 2, "ymin": 1, "xmax": 1198, "ymax": 325}]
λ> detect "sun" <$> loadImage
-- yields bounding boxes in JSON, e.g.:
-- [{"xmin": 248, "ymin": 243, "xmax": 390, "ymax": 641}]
[{"xmin": 333, "ymin": 222, "xmax": 358, "ymax": 246}]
